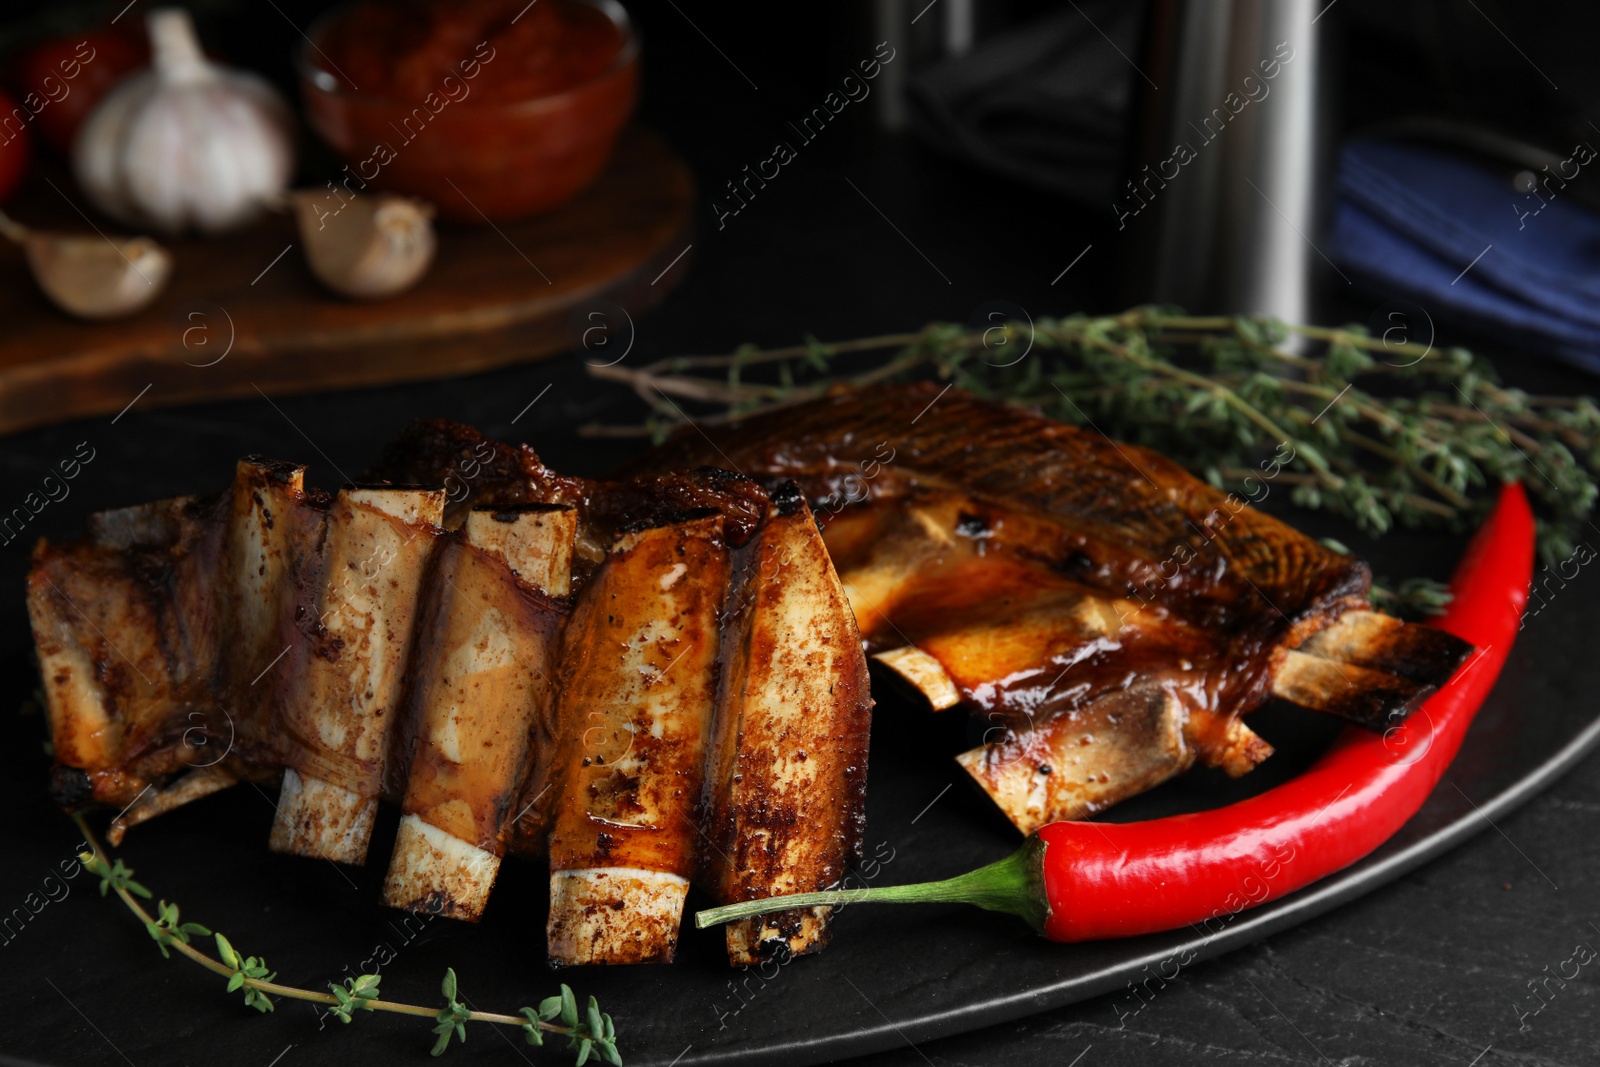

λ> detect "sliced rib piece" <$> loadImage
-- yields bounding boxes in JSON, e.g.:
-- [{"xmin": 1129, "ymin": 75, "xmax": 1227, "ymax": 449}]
[
  {"xmin": 957, "ymin": 683, "xmax": 1190, "ymax": 832},
  {"xmin": 28, "ymin": 494, "xmax": 222, "ymax": 819},
  {"xmin": 383, "ymin": 504, "xmax": 575, "ymax": 920},
  {"xmin": 1270, "ymin": 650, "xmax": 1438, "ymax": 729},
  {"xmin": 1297, "ymin": 609, "xmax": 1473, "ymax": 685},
  {"xmin": 700, "ymin": 487, "xmax": 874, "ymax": 966},
  {"xmin": 545, "ymin": 512, "xmax": 731, "ymax": 965},
  {"xmin": 269, "ymin": 486, "xmax": 444, "ymax": 865},
  {"xmin": 215, "ymin": 458, "xmax": 310, "ymax": 741}
]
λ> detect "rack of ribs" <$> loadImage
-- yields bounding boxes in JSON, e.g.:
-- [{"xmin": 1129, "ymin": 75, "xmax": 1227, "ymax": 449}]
[
  {"xmin": 27, "ymin": 383, "xmax": 1470, "ymax": 962},
  {"xmin": 631, "ymin": 384, "xmax": 1475, "ymax": 834},
  {"xmin": 27, "ymin": 432, "xmax": 871, "ymax": 967}
]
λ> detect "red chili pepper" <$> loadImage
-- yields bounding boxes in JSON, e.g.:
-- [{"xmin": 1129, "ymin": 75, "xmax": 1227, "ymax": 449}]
[{"xmin": 695, "ymin": 483, "xmax": 1534, "ymax": 941}]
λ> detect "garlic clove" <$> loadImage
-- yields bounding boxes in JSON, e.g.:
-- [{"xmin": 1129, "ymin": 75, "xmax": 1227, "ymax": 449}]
[
  {"xmin": 292, "ymin": 191, "xmax": 437, "ymax": 300},
  {"xmin": 24, "ymin": 231, "xmax": 173, "ymax": 321}
]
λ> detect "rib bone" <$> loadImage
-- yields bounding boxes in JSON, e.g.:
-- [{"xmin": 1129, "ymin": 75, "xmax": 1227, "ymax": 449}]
[
  {"xmin": 28, "ymin": 495, "xmax": 215, "ymax": 812},
  {"xmin": 1297, "ymin": 609, "xmax": 1473, "ymax": 685},
  {"xmin": 383, "ymin": 504, "xmax": 575, "ymax": 920},
  {"xmin": 1270, "ymin": 650, "xmax": 1437, "ymax": 729},
  {"xmin": 701, "ymin": 492, "xmax": 874, "ymax": 966},
  {"xmin": 269, "ymin": 486, "xmax": 444, "ymax": 865},
  {"xmin": 872, "ymin": 646, "xmax": 961, "ymax": 710},
  {"xmin": 957, "ymin": 683, "xmax": 1193, "ymax": 834},
  {"xmin": 545, "ymin": 513, "xmax": 730, "ymax": 964}
]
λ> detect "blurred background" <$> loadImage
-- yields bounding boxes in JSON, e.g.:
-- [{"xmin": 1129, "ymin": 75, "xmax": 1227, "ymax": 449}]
[
  {"xmin": 3, "ymin": 0, "xmax": 1598, "ymax": 507},
  {"xmin": 1, "ymin": 0, "xmax": 1598, "ymax": 388}
]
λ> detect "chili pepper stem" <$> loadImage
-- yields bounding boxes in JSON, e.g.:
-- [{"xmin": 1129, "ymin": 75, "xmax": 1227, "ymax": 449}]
[{"xmin": 694, "ymin": 836, "xmax": 1051, "ymax": 933}]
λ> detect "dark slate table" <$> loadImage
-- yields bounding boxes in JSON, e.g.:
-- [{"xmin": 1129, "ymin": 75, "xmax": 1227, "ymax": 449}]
[{"xmin": 3, "ymin": 3, "xmax": 1596, "ymax": 1065}]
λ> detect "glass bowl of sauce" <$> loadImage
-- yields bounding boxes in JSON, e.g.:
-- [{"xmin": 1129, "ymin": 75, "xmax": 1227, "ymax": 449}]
[{"xmin": 300, "ymin": 0, "xmax": 637, "ymax": 222}]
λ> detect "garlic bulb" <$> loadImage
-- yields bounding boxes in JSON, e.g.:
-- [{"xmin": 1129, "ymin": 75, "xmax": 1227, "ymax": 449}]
[
  {"xmin": 74, "ymin": 8, "xmax": 294, "ymax": 234},
  {"xmin": 0, "ymin": 210, "xmax": 172, "ymax": 320},
  {"xmin": 292, "ymin": 191, "xmax": 436, "ymax": 300}
]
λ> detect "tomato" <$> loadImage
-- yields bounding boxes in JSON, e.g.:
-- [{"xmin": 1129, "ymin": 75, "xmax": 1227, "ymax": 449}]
[
  {"xmin": 8, "ymin": 29, "xmax": 148, "ymax": 157},
  {"xmin": 0, "ymin": 89, "xmax": 30, "ymax": 203}
]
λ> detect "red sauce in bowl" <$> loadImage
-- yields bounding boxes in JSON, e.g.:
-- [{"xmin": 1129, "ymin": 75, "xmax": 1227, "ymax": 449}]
[
  {"xmin": 319, "ymin": 0, "xmax": 627, "ymax": 104},
  {"xmin": 301, "ymin": 0, "xmax": 638, "ymax": 221}
]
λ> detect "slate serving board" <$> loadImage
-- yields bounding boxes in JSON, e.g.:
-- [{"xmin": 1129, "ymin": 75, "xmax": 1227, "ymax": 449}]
[{"xmin": 0, "ymin": 406, "xmax": 1590, "ymax": 1067}]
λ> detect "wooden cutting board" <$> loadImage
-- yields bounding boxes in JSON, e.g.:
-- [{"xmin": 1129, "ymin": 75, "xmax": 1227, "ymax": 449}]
[{"xmin": 0, "ymin": 127, "xmax": 693, "ymax": 435}]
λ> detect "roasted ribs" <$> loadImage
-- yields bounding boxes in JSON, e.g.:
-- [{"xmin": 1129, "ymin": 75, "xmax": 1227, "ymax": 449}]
[
  {"xmin": 633, "ymin": 384, "xmax": 1475, "ymax": 833},
  {"xmin": 28, "ymin": 382, "xmax": 1471, "ymax": 965},
  {"xmin": 28, "ymin": 443, "xmax": 871, "ymax": 967}
]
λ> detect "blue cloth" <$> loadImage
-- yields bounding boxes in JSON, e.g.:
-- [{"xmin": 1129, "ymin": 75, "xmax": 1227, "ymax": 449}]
[{"xmin": 1333, "ymin": 136, "xmax": 1600, "ymax": 376}]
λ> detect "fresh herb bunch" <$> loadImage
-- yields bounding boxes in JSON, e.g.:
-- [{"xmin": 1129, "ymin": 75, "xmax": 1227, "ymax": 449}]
[
  {"xmin": 588, "ymin": 307, "xmax": 1599, "ymax": 596},
  {"xmin": 75, "ymin": 817, "xmax": 620, "ymax": 1063}
]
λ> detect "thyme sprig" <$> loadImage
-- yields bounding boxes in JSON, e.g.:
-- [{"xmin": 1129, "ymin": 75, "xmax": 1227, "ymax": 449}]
[
  {"xmin": 586, "ymin": 308, "xmax": 1600, "ymax": 589},
  {"xmin": 73, "ymin": 815, "xmax": 620, "ymax": 1062},
  {"xmin": 431, "ymin": 968, "xmax": 473, "ymax": 1055},
  {"xmin": 214, "ymin": 932, "xmax": 277, "ymax": 1012},
  {"xmin": 93, "ymin": 856, "xmax": 149, "ymax": 899},
  {"xmin": 144, "ymin": 899, "xmax": 210, "ymax": 959},
  {"xmin": 328, "ymin": 972, "xmax": 382, "ymax": 1023}
]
